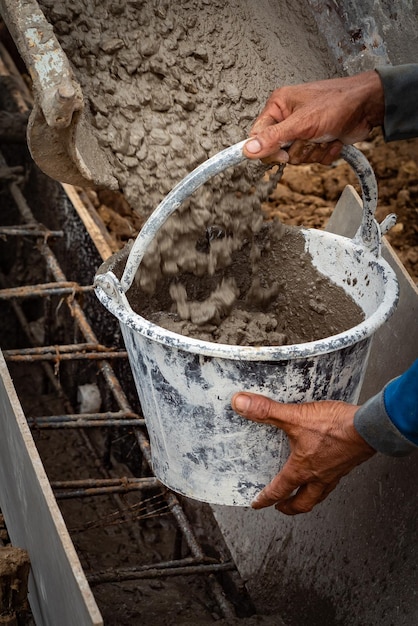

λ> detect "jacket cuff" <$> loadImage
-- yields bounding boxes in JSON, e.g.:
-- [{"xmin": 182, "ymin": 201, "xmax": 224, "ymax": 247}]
[
  {"xmin": 375, "ymin": 64, "xmax": 418, "ymax": 141},
  {"xmin": 354, "ymin": 387, "xmax": 418, "ymax": 457}
]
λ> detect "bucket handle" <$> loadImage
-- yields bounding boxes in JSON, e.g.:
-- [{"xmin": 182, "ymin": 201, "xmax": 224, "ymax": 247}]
[{"xmin": 103, "ymin": 141, "xmax": 384, "ymax": 295}]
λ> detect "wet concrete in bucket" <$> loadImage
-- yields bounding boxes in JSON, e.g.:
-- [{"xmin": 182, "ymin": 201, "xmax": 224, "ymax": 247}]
[{"xmin": 125, "ymin": 219, "xmax": 363, "ymax": 346}]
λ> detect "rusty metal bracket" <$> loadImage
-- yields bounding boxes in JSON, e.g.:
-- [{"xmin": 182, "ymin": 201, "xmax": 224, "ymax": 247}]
[
  {"xmin": 0, "ymin": 0, "xmax": 119, "ymax": 189},
  {"xmin": 0, "ymin": 0, "xmax": 83, "ymax": 128}
]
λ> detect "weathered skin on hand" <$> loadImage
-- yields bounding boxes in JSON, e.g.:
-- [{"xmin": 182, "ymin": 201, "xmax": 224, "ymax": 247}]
[
  {"xmin": 231, "ymin": 392, "xmax": 376, "ymax": 515},
  {"xmin": 243, "ymin": 70, "xmax": 385, "ymax": 165}
]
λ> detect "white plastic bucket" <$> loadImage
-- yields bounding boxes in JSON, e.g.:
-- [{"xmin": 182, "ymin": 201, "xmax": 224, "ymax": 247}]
[{"xmin": 95, "ymin": 143, "xmax": 398, "ymax": 506}]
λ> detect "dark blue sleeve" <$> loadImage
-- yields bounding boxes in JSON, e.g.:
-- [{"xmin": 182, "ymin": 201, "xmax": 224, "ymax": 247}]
[
  {"xmin": 384, "ymin": 359, "xmax": 418, "ymax": 445},
  {"xmin": 354, "ymin": 360, "xmax": 418, "ymax": 456}
]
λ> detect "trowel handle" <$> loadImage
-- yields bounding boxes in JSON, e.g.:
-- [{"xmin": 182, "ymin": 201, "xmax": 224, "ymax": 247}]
[{"xmin": 120, "ymin": 141, "xmax": 378, "ymax": 292}]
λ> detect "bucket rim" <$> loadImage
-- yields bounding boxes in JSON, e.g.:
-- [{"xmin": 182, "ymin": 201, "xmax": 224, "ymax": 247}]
[{"xmin": 95, "ymin": 235, "xmax": 399, "ymax": 362}]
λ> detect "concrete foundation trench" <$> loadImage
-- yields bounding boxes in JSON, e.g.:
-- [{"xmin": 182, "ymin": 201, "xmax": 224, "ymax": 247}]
[
  {"xmin": 0, "ymin": 2, "xmax": 418, "ymax": 625},
  {"xmin": 0, "ymin": 42, "xmax": 281, "ymax": 625}
]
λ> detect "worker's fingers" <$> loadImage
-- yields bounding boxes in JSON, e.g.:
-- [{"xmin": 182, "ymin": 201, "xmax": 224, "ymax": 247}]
[
  {"xmin": 244, "ymin": 103, "xmax": 330, "ymax": 161},
  {"xmin": 317, "ymin": 141, "xmax": 344, "ymax": 165},
  {"xmin": 255, "ymin": 149, "xmax": 290, "ymax": 166},
  {"xmin": 285, "ymin": 140, "xmax": 316, "ymax": 163},
  {"xmin": 245, "ymin": 138, "xmax": 343, "ymax": 167},
  {"xmin": 243, "ymin": 118, "xmax": 296, "ymax": 160},
  {"xmin": 251, "ymin": 460, "xmax": 306, "ymax": 510},
  {"xmin": 287, "ymin": 139, "xmax": 343, "ymax": 165},
  {"xmin": 255, "ymin": 140, "xmax": 319, "ymax": 166},
  {"xmin": 232, "ymin": 392, "xmax": 301, "ymax": 433},
  {"xmin": 244, "ymin": 131, "xmax": 344, "ymax": 166},
  {"xmin": 252, "ymin": 459, "xmax": 341, "ymax": 515},
  {"xmin": 243, "ymin": 133, "xmax": 281, "ymax": 160},
  {"xmin": 275, "ymin": 480, "xmax": 339, "ymax": 515},
  {"xmin": 250, "ymin": 109, "xmax": 285, "ymax": 135}
]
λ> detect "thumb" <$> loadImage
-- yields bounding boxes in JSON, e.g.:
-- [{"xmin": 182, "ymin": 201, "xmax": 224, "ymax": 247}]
[
  {"xmin": 232, "ymin": 392, "xmax": 269, "ymax": 419},
  {"xmin": 244, "ymin": 116, "xmax": 303, "ymax": 160},
  {"xmin": 232, "ymin": 392, "xmax": 299, "ymax": 431}
]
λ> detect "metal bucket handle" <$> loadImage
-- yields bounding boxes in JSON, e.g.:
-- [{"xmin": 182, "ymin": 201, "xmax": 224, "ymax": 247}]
[{"xmin": 97, "ymin": 141, "xmax": 385, "ymax": 300}]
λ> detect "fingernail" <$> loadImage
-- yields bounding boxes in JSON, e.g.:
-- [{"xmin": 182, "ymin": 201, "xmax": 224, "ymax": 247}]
[
  {"xmin": 234, "ymin": 393, "xmax": 251, "ymax": 414},
  {"xmin": 251, "ymin": 491, "xmax": 262, "ymax": 505},
  {"xmin": 245, "ymin": 138, "xmax": 262, "ymax": 154}
]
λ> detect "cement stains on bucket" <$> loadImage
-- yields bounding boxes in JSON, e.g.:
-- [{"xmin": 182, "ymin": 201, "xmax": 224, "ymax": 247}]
[
  {"xmin": 95, "ymin": 217, "xmax": 398, "ymax": 505},
  {"xmin": 94, "ymin": 142, "xmax": 398, "ymax": 505}
]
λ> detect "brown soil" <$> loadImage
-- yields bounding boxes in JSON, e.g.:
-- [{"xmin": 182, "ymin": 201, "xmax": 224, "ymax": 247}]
[{"xmin": 262, "ymin": 131, "xmax": 418, "ymax": 283}]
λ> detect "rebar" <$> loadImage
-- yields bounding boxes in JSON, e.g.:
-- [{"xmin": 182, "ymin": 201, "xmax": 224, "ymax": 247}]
[
  {"xmin": 0, "ymin": 61, "xmax": 240, "ymax": 618},
  {"xmin": 0, "ymin": 226, "xmax": 63, "ymax": 238},
  {"xmin": 1, "ymin": 186, "xmax": 239, "ymax": 620},
  {"xmin": 0, "ymin": 282, "xmax": 93, "ymax": 299},
  {"xmin": 52, "ymin": 477, "xmax": 159, "ymax": 499},
  {"xmin": 4, "ymin": 349, "xmax": 128, "ymax": 362},
  {"xmin": 87, "ymin": 560, "xmax": 235, "ymax": 585},
  {"xmin": 27, "ymin": 413, "xmax": 145, "ymax": 429}
]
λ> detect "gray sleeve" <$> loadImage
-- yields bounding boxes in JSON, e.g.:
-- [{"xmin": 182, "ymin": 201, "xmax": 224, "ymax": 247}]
[
  {"xmin": 354, "ymin": 385, "xmax": 418, "ymax": 457},
  {"xmin": 376, "ymin": 64, "xmax": 418, "ymax": 142}
]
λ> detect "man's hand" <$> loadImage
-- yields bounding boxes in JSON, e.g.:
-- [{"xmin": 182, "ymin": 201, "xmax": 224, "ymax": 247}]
[
  {"xmin": 231, "ymin": 392, "xmax": 376, "ymax": 515},
  {"xmin": 243, "ymin": 70, "xmax": 385, "ymax": 165}
]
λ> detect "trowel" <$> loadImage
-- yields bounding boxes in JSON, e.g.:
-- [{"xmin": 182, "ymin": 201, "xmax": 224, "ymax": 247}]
[{"xmin": 0, "ymin": 0, "xmax": 118, "ymax": 190}]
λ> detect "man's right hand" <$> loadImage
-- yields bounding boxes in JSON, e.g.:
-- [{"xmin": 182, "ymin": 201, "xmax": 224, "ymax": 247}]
[{"xmin": 243, "ymin": 70, "xmax": 385, "ymax": 165}]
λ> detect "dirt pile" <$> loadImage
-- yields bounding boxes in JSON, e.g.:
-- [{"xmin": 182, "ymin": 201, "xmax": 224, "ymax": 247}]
[{"xmin": 262, "ymin": 131, "xmax": 418, "ymax": 283}]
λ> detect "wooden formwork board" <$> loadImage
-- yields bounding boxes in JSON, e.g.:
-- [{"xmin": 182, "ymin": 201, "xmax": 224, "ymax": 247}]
[{"xmin": 0, "ymin": 352, "xmax": 103, "ymax": 626}]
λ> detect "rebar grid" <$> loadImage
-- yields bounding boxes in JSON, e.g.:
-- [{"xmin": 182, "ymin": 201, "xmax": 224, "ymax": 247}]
[
  {"xmin": 0, "ymin": 98, "xmax": 240, "ymax": 626},
  {"xmin": 0, "ymin": 37, "xmax": 244, "ymax": 619},
  {"xmin": 0, "ymin": 167, "xmax": 237, "ymax": 614}
]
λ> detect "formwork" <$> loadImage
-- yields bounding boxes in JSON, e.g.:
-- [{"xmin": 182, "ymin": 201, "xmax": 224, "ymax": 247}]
[{"xmin": 0, "ymin": 42, "xmax": 272, "ymax": 625}]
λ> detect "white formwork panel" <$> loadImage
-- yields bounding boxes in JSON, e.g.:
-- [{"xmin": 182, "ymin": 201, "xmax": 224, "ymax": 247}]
[
  {"xmin": 0, "ymin": 351, "xmax": 103, "ymax": 626},
  {"xmin": 326, "ymin": 184, "xmax": 418, "ymax": 398}
]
